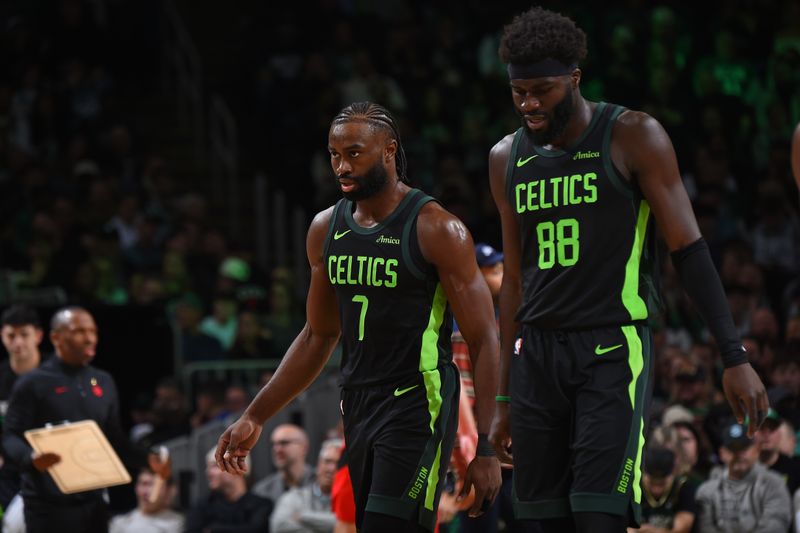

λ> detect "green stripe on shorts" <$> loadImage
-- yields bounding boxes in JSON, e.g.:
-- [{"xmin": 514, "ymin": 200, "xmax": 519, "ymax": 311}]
[
  {"xmin": 419, "ymin": 283, "xmax": 447, "ymax": 510},
  {"xmin": 605, "ymin": 323, "xmax": 649, "ymax": 524},
  {"xmin": 621, "ymin": 201, "xmax": 650, "ymax": 321}
]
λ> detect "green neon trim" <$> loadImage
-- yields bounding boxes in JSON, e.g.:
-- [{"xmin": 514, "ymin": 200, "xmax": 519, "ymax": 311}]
[
  {"xmin": 621, "ymin": 201, "xmax": 650, "ymax": 320},
  {"xmin": 418, "ymin": 283, "xmax": 447, "ymax": 512},
  {"xmin": 424, "ymin": 442, "xmax": 443, "ymax": 511},
  {"xmin": 422, "ymin": 370, "xmax": 442, "ymax": 433},
  {"xmin": 420, "ymin": 283, "xmax": 447, "ymax": 373},
  {"xmin": 622, "ymin": 325, "xmax": 645, "ymax": 505},
  {"xmin": 495, "ymin": 395, "xmax": 512, "ymax": 403}
]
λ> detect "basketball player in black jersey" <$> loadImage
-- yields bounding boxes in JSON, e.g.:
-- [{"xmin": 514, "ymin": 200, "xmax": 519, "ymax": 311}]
[
  {"xmin": 216, "ymin": 102, "xmax": 502, "ymax": 532},
  {"xmin": 487, "ymin": 7, "xmax": 768, "ymax": 533}
]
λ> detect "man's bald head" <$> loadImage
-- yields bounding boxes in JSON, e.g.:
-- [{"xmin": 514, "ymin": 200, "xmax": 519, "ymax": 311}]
[
  {"xmin": 270, "ymin": 424, "xmax": 309, "ymax": 470},
  {"xmin": 50, "ymin": 306, "xmax": 90, "ymax": 331},
  {"xmin": 49, "ymin": 306, "xmax": 97, "ymax": 366}
]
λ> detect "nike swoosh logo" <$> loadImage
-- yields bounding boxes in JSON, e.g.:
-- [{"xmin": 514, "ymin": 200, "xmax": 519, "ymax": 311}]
[
  {"xmin": 595, "ymin": 343, "xmax": 623, "ymax": 355},
  {"xmin": 393, "ymin": 385, "xmax": 419, "ymax": 397},
  {"xmin": 333, "ymin": 229, "xmax": 351, "ymax": 240},
  {"xmin": 516, "ymin": 155, "xmax": 539, "ymax": 167}
]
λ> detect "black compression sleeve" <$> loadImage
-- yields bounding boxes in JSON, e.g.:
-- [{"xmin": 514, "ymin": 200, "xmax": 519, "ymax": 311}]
[{"xmin": 671, "ymin": 238, "xmax": 748, "ymax": 368}]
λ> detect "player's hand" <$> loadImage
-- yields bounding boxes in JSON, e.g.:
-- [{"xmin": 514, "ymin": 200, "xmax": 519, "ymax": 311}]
[
  {"xmin": 722, "ymin": 363, "xmax": 769, "ymax": 438},
  {"xmin": 458, "ymin": 456, "xmax": 501, "ymax": 518},
  {"xmin": 215, "ymin": 413, "xmax": 263, "ymax": 475},
  {"xmin": 489, "ymin": 403, "xmax": 513, "ymax": 464},
  {"xmin": 31, "ymin": 451, "xmax": 61, "ymax": 472}
]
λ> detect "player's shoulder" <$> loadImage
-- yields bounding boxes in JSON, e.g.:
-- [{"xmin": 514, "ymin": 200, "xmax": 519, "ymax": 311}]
[
  {"xmin": 611, "ymin": 108, "xmax": 673, "ymax": 160},
  {"xmin": 307, "ymin": 203, "xmax": 340, "ymax": 243},
  {"xmin": 310, "ymin": 204, "xmax": 338, "ymax": 231},
  {"xmin": 614, "ymin": 109, "xmax": 665, "ymax": 137},
  {"xmin": 416, "ymin": 201, "xmax": 470, "ymax": 249},
  {"xmin": 417, "ymin": 199, "xmax": 461, "ymax": 228},
  {"xmin": 490, "ymin": 132, "xmax": 517, "ymax": 162}
]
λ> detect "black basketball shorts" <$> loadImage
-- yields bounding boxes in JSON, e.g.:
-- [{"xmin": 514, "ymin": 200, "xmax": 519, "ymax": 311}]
[
  {"xmin": 341, "ymin": 362, "xmax": 460, "ymax": 531},
  {"xmin": 510, "ymin": 324, "xmax": 653, "ymax": 525}
]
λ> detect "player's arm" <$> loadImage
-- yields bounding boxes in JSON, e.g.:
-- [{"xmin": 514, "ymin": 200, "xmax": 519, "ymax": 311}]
[
  {"xmin": 487, "ymin": 133, "xmax": 520, "ymax": 464},
  {"xmin": 614, "ymin": 111, "xmax": 767, "ymax": 435},
  {"xmin": 792, "ymin": 122, "xmax": 800, "ymax": 191},
  {"xmin": 217, "ymin": 207, "xmax": 341, "ymax": 474},
  {"xmin": 418, "ymin": 204, "xmax": 498, "ymax": 434},
  {"xmin": 417, "ymin": 203, "xmax": 502, "ymax": 515}
]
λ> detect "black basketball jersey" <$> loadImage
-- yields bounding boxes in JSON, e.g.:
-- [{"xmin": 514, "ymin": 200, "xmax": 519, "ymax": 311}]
[
  {"xmin": 323, "ymin": 188, "xmax": 453, "ymax": 388},
  {"xmin": 505, "ymin": 102, "xmax": 660, "ymax": 330}
]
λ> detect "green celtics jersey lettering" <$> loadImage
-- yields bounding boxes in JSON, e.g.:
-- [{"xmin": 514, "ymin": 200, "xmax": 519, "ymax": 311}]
[
  {"xmin": 506, "ymin": 102, "xmax": 660, "ymax": 329},
  {"xmin": 324, "ymin": 188, "xmax": 453, "ymax": 387}
]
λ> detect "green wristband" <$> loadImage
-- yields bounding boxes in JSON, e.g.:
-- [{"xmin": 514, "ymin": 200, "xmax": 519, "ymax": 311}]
[{"xmin": 495, "ymin": 395, "xmax": 511, "ymax": 403}]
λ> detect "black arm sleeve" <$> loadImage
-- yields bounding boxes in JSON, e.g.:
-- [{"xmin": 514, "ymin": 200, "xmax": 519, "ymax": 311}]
[{"xmin": 670, "ymin": 238, "xmax": 748, "ymax": 368}]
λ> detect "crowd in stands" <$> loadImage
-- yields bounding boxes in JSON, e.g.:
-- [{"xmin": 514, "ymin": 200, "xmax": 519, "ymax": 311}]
[{"xmin": 0, "ymin": 0, "xmax": 800, "ymax": 532}]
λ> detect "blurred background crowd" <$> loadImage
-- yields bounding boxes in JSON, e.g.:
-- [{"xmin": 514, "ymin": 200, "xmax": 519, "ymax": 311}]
[{"xmin": 0, "ymin": 0, "xmax": 799, "ymax": 531}]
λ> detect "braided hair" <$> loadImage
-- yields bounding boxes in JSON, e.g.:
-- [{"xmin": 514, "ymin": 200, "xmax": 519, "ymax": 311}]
[{"xmin": 331, "ymin": 102, "xmax": 410, "ymax": 184}]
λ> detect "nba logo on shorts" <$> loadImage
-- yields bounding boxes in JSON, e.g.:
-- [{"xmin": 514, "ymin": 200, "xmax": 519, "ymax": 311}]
[{"xmin": 514, "ymin": 338, "xmax": 522, "ymax": 355}]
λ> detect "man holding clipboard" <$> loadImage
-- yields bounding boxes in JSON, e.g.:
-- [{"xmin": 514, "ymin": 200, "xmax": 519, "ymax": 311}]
[{"xmin": 2, "ymin": 307, "xmax": 131, "ymax": 533}]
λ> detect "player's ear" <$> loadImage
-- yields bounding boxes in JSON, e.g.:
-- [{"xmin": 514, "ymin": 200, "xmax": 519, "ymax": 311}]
[
  {"xmin": 385, "ymin": 139, "xmax": 397, "ymax": 163},
  {"xmin": 571, "ymin": 68, "xmax": 581, "ymax": 89}
]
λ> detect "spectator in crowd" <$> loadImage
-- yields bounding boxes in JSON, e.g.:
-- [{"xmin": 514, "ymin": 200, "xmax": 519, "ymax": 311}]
[
  {"xmin": 669, "ymin": 358, "xmax": 715, "ymax": 419},
  {"xmin": 696, "ymin": 422, "xmax": 791, "ymax": 533},
  {"xmin": 229, "ymin": 310, "xmax": 272, "ymax": 359},
  {"xmin": 756, "ymin": 408, "xmax": 800, "ymax": 494},
  {"xmin": 109, "ymin": 463, "xmax": 184, "ymax": 533},
  {"xmin": 185, "ymin": 447, "xmax": 272, "ymax": 533},
  {"xmin": 659, "ymin": 404, "xmax": 715, "ymax": 482},
  {"xmin": 634, "ymin": 447, "xmax": 698, "ymax": 533},
  {"xmin": 135, "ymin": 377, "xmax": 192, "ymax": 449},
  {"xmin": 190, "ymin": 380, "xmax": 228, "ymax": 429},
  {"xmin": 270, "ymin": 438, "xmax": 342, "ymax": 533},
  {"xmin": 0, "ymin": 305, "xmax": 45, "ymax": 510},
  {"xmin": 262, "ymin": 281, "xmax": 304, "ymax": 357},
  {"xmin": 225, "ymin": 384, "xmax": 251, "ymax": 416},
  {"xmin": 200, "ymin": 294, "xmax": 239, "ymax": 351},
  {"xmin": 2, "ymin": 306, "xmax": 136, "ymax": 533},
  {"xmin": 174, "ymin": 293, "xmax": 225, "ymax": 362},
  {"xmin": 251, "ymin": 424, "xmax": 314, "ymax": 503},
  {"xmin": 778, "ymin": 419, "xmax": 797, "ymax": 457}
]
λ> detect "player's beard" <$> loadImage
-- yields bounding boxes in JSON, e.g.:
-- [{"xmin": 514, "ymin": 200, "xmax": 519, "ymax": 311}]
[
  {"xmin": 341, "ymin": 161, "xmax": 389, "ymax": 202},
  {"xmin": 522, "ymin": 84, "xmax": 575, "ymax": 146}
]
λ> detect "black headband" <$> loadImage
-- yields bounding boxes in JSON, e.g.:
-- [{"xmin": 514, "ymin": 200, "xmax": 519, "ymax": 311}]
[{"xmin": 507, "ymin": 59, "xmax": 577, "ymax": 79}]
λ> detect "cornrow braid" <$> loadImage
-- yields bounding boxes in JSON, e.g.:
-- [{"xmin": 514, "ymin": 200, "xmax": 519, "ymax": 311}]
[{"xmin": 332, "ymin": 102, "xmax": 410, "ymax": 184}]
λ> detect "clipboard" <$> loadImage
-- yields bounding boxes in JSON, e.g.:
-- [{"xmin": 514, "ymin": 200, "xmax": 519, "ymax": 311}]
[{"xmin": 24, "ymin": 419, "xmax": 131, "ymax": 494}]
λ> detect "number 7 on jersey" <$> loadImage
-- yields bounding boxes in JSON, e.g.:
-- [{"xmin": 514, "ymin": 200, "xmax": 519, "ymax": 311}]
[{"xmin": 352, "ymin": 295, "xmax": 369, "ymax": 341}]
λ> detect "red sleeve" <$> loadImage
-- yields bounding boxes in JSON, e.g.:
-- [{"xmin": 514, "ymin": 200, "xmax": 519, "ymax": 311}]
[{"xmin": 332, "ymin": 463, "xmax": 356, "ymax": 522}]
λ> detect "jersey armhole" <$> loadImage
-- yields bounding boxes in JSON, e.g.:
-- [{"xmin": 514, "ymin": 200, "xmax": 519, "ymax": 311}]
[
  {"xmin": 322, "ymin": 199, "xmax": 345, "ymax": 259},
  {"xmin": 602, "ymin": 105, "xmax": 635, "ymax": 199},
  {"xmin": 504, "ymin": 128, "xmax": 524, "ymax": 200},
  {"xmin": 402, "ymin": 193, "xmax": 436, "ymax": 280}
]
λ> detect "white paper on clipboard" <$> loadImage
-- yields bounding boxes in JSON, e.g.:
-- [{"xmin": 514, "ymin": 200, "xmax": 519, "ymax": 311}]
[{"xmin": 24, "ymin": 419, "xmax": 131, "ymax": 494}]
